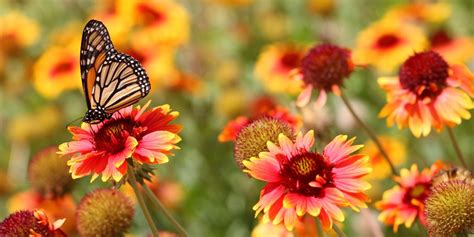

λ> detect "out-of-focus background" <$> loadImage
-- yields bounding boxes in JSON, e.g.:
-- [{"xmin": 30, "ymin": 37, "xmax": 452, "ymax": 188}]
[{"xmin": 0, "ymin": 0, "xmax": 473, "ymax": 236}]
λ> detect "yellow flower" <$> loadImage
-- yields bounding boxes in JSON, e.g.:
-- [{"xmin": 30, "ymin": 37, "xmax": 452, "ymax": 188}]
[
  {"xmin": 89, "ymin": 0, "xmax": 135, "ymax": 48},
  {"xmin": 7, "ymin": 106, "xmax": 62, "ymax": 142},
  {"xmin": 363, "ymin": 136, "xmax": 406, "ymax": 180},
  {"xmin": 123, "ymin": 42, "xmax": 178, "ymax": 91},
  {"xmin": 251, "ymin": 221, "xmax": 293, "ymax": 237},
  {"xmin": 430, "ymin": 29, "xmax": 474, "ymax": 64},
  {"xmin": 307, "ymin": 0, "xmax": 336, "ymax": 17},
  {"xmin": 384, "ymin": 1, "xmax": 451, "ymax": 24},
  {"xmin": 254, "ymin": 43, "xmax": 304, "ymax": 95},
  {"xmin": 353, "ymin": 19, "xmax": 427, "ymax": 73},
  {"xmin": 130, "ymin": 0, "xmax": 190, "ymax": 48},
  {"xmin": 0, "ymin": 11, "xmax": 40, "ymax": 52},
  {"xmin": 33, "ymin": 44, "xmax": 80, "ymax": 99},
  {"xmin": 207, "ymin": 0, "xmax": 253, "ymax": 7}
]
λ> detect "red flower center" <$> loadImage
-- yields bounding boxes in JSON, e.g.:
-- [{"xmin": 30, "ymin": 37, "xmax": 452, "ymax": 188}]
[
  {"xmin": 49, "ymin": 58, "xmax": 75, "ymax": 78},
  {"xmin": 399, "ymin": 51, "xmax": 449, "ymax": 99},
  {"xmin": 137, "ymin": 3, "xmax": 166, "ymax": 26},
  {"xmin": 375, "ymin": 34, "xmax": 400, "ymax": 49},
  {"xmin": 430, "ymin": 29, "xmax": 452, "ymax": 48},
  {"xmin": 301, "ymin": 44, "xmax": 354, "ymax": 91},
  {"xmin": 278, "ymin": 51, "xmax": 302, "ymax": 72},
  {"xmin": 280, "ymin": 152, "xmax": 334, "ymax": 197},
  {"xmin": 94, "ymin": 118, "xmax": 143, "ymax": 154},
  {"xmin": 402, "ymin": 182, "xmax": 431, "ymax": 205}
]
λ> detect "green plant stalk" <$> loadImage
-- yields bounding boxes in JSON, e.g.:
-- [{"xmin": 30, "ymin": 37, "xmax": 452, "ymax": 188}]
[
  {"xmin": 340, "ymin": 92, "xmax": 398, "ymax": 176},
  {"xmin": 142, "ymin": 183, "xmax": 190, "ymax": 237},
  {"xmin": 128, "ymin": 164, "xmax": 160, "ymax": 237},
  {"xmin": 447, "ymin": 127, "xmax": 468, "ymax": 169},
  {"xmin": 332, "ymin": 224, "xmax": 346, "ymax": 237}
]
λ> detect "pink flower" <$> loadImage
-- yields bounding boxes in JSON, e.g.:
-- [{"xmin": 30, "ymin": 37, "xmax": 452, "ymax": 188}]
[
  {"xmin": 244, "ymin": 131, "xmax": 371, "ymax": 230},
  {"xmin": 58, "ymin": 101, "xmax": 181, "ymax": 182}
]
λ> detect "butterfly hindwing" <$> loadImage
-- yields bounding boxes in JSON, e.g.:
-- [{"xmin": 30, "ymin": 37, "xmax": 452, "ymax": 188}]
[
  {"xmin": 80, "ymin": 19, "xmax": 151, "ymax": 123},
  {"xmin": 92, "ymin": 53, "xmax": 150, "ymax": 115}
]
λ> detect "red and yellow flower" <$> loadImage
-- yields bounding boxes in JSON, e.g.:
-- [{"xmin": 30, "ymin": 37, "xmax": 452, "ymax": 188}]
[
  {"xmin": 130, "ymin": 0, "xmax": 189, "ymax": 48},
  {"xmin": 430, "ymin": 29, "xmax": 474, "ymax": 64},
  {"xmin": 254, "ymin": 43, "xmax": 305, "ymax": 95},
  {"xmin": 384, "ymin": 1, "xmax": 451, "ymax": 24},
  {"xmin": 378, "ymin": 51, "xmax": 474, "ymax": 137},
  {"xmin": 219, "ymin": 97, "xmax": 300, "ymax": 142},
  {"xmin": 353, "ymin": 19, "xmax": 427, "ymax": 73},
  {"xmin": 244, "ymin": 131, "xmax": 371, "ymax": 230},
  {"xmin": 376, "ymin": 162, "xmax": 444, "ymax": 232},
  {"xmin": 58, "ymin": 101, "xmax": 181, "ymax": 182},
  {"xmin": 0, "ymin": 209, "xmax": 66, "ymax": 236},
  {"xmin": 0, "ymin": 11, "xmax": 39, "ymax": 53}
]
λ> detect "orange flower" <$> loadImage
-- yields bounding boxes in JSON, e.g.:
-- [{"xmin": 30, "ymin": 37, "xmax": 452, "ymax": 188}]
[
  {"xmin": 353, "ymin": 19, "xmax": 427, "ymax": 73},
  {"xmin": 384, "ymin": 1, "xmax": 451, "ymax": 24},
  {"xmin": 363, "ymin": 136, "xmax": 406, "ymax": 180},
  {"xmin": 376, "ymin": 162, "xmax": 444, "ymax": 232},
  {"xmin": 0, "ymin": 209, "xmax": 66, "ymax": 236},
  {"xmin": 58, "ymin": 101, "xmax": 181, "ymax": 182},
  {"xmin": 7, "ymin": 191, "xmax": 76, "ymax": 235},
  {"xmin": 130, "ymin": 0, "xmax": 189, "ymax": 48},
  {"xmin": 244, "ymin": 131, "xmax": 371, "ymax": 230},
  {"xmin": 430, "ymin": 29, "xmax": 474, "ymax": 64},
  {"xmin": 219, "ymin": 97, "xmax": 300, "ymax": 142},
  {"xmin": 378, "ymin": 51, "xmax": 474, "ymax": 137},
  {"xmin": 254, "ymin": 43, "xmax": 305, "ymax": 95},
  {"xmin": 0, "ymin": 11, "xmax": 39, "ymax": 54},
  {"xmin": 33, "ymin": 43, "xmax": 81, "ymax": 99}
]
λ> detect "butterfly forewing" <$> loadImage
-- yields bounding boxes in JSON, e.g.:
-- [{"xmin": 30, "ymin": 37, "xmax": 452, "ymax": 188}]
[{"xmin": 80, "ymin": 19, "xmax": 151, "ymax": 123}]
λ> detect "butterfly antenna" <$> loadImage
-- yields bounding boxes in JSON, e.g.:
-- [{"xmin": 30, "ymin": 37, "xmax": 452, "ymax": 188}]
[{"xmin": 65, "ymin": 117, "xmax": 84, "ymax": 129}]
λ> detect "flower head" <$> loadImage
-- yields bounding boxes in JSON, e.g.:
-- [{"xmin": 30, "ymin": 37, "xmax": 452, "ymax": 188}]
[
  {"xmin": 425, "ymin": 168, "xmax": 474, "ymax": 236},
  {"xmin": 0, "ymin": 209, "xmax": 66, "ymax": 236},
  {"xmin": 254, "ymin": 43, "xmax": 305, "ymax": 95},
  {"xmin": 28, "ymin": 146, "xmax": 74, "ymax": 198},
  {"xmin": 430, "ymin": 29, "xmax": 474, "ymax": 64},
  {"xmin": 77, "ymin": 189, "xmax": 134, "ymax": 236},
  {"xmin": 234, "ymin": 117, "xmax": 295, "ymax": 170},
  {"xmin": 33, "ymin": 44, "xmax": 81, "ymax": 99},
  {"xmin": 0, "ymin": 11, "xmax": 39, "ymax": 54},
  {"xmin": 219, "ymin": 97, "xmax": 300, "ymax": 142},
  {"xmin": 296, "ymin": 44, "xmax": 354, "ymax": 107},
  {"xmin": 378, "ymin": 51, "xmax": 474, "ymax": 137},
  {"xmin": 244, "ymin": 131, "xmax": 371, "ymax": 230},
  {"xmin": 353, "ymin": 19, "xmax": 427, "ymax": 73},
  {"xmin": 131, "ymin": 0, "xmax": 189, "ymax": 48},
  {"xmin": 376, "ymin": 162, "xmax": 444, "ymax": 232},
  {"xmin": 58, "ymin": 101, "xmax": 181, "ymax": 182},
  {"xmin": 384, "ymin": 2, "xmax": 451, "ymax": 24}
]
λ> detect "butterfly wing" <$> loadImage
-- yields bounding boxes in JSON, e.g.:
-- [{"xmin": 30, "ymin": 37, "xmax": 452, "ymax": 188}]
[
  {"xmin": 92, "ymin": 53, "xmax": 151, "ymax": 115},
  {"xmin": 80, "ymin": 19, "xmax": 114, "ymax": 111}
]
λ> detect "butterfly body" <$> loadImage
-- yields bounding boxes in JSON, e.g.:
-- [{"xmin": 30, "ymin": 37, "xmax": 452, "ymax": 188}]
[{"xmin": 80, "ymin": 20, "xmax": 150, "ymax": 124}]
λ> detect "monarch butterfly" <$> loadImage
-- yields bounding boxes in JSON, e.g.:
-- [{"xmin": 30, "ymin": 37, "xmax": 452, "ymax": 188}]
[{"xmin": 80, "ymin": 19, "xmax": 150, "ymax": 124}]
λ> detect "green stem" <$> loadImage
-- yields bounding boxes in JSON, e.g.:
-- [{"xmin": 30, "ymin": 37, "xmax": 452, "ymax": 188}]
[
  {"xmin": 332, "ymin": 224, "xmax": 346, "ymax": 237},
  {"xmin": 142, "ymin": 183, "xmax": 190, "ymax": 237},
  {"xmin": 416, "ymin": 220, "xmax": 428, "ymax": 237},
  {"xmin": 315, "ymin": 218, "xmax": 325, "ymax": 237},
  {"xmin": 447, "ymin": 127, "xmax": 468, "ymax": 169},
  {"xmin": 340, "ymin": 92, "xmax": 398, "ymax": 176},
  {"xmin": 128, "ymin": 164, "xmax": 160, "ymax": 237}
]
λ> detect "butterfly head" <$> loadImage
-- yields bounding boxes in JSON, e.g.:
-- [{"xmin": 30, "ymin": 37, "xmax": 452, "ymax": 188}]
[{"xmin": 83, "ymin": 107, "xmax": 109, "ymax": 124}]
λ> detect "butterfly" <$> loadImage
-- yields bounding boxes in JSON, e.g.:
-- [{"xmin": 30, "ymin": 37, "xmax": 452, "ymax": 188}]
[{"xmin": 80, "ymin": 19, "xmax": 151, "ymax": 124}]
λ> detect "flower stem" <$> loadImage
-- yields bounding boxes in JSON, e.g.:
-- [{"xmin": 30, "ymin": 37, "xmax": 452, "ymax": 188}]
[
  {"xmin": 128, "ymin": 164, "xmax": 160, "ymax": 237},
  {"xmin": 416, "ymin": 220, "xmax": 428, "ymax": 237},
  {"xmin": 315, "ymin": 217, "xmax": 325, "ymax": 237},
  {"xmin": 332, "ymin": 224, "xmax": 346, "ymax": 237},
  {"xmin": 446, "ymin": 127, "xmax": 468, "ymax": 169},
  {"xmin": 142, "ymin": 183, "xmax": 190, "ymax": 237},
  {"xmin": 340, "ymin": 92, "xmax": 398, "ymax": 176}
]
